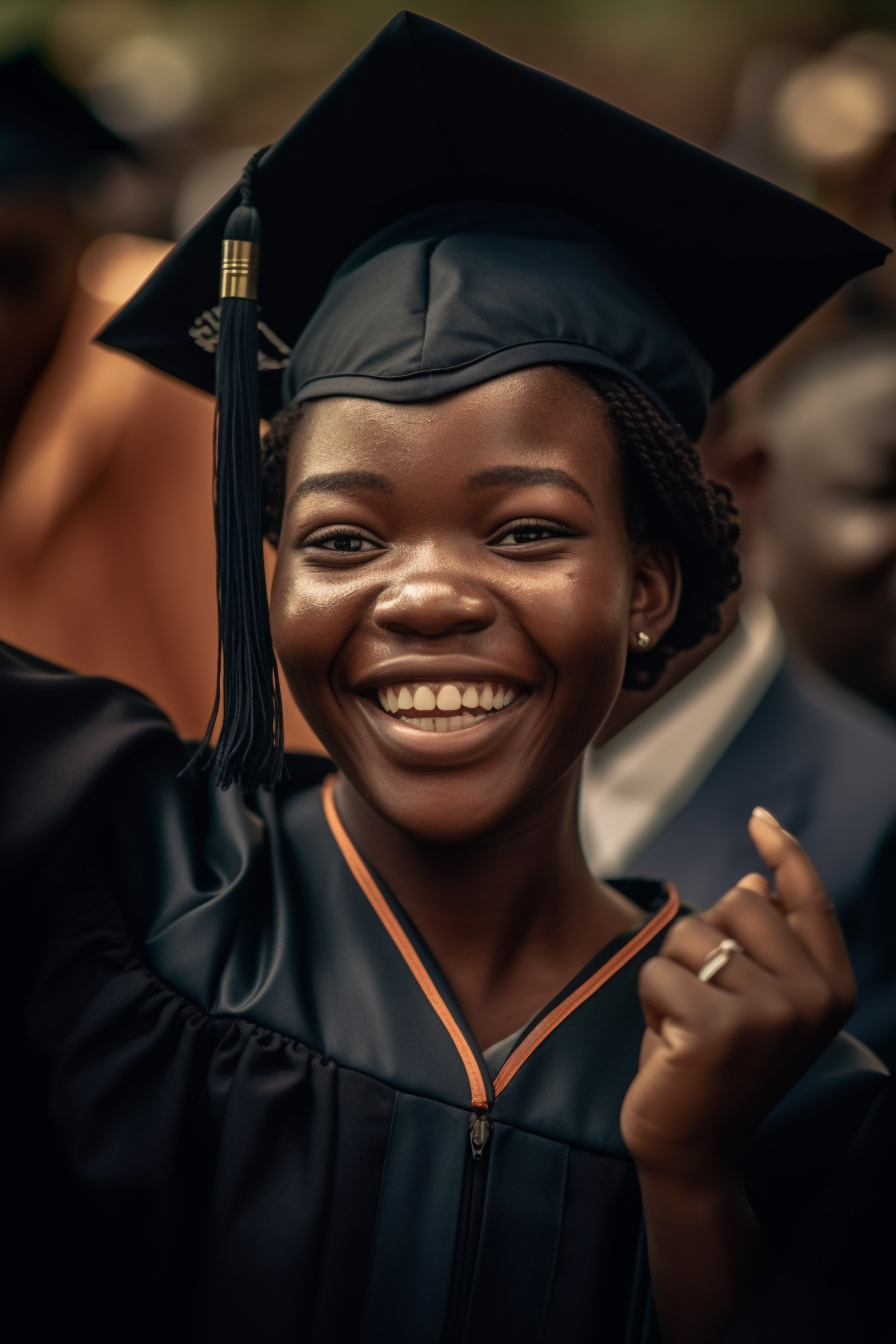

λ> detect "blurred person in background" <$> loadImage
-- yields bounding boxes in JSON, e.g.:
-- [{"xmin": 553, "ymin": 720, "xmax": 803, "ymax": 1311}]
[
  {"xmin": 580, "ymin": 354, "xmax": 896, "ymax": 1067},
  {"xmin": 762, "ymin": 333, "xmax": 896, "ymax": 719},
  {"xmin": 0, "ymin": 50, "xmax": 318, "ymax": 749}
]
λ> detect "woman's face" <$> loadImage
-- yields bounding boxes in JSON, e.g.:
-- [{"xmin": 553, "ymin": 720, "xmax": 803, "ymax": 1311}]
[{"xmin": 271, "ymin": 366, "xmax": 678, "ymax": 843}]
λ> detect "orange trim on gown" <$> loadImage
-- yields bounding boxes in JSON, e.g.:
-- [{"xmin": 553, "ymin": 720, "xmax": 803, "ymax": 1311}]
[{"xmin": 321, "ymin": 773, "xmax": 680, "ymax": 1110}]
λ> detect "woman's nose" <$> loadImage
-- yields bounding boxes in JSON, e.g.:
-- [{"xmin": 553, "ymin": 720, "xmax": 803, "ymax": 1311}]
[{"xmin": 372, "ymin": 575, "xmax": 496, "ymax": 637}]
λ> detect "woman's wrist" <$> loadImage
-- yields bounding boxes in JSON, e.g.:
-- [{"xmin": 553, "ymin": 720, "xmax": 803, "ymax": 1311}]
[
  {"xmin": 629, "ymin": 1133, "xmax": 744, "ymax": 1189},
  {"xmin": 634, "ymin": 1156, "xmax": 752, "ymax": 1241},
  {"xmin": 635, "ymin": 1159, "xmax": 762, "ymax": 1344},
  {"xmin": 635, "ymin": 1158, "xmax": 741, "ymax": 1197}
]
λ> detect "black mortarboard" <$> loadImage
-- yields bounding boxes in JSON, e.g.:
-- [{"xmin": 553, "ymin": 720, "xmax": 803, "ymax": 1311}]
[
  {"xmin": 0, "ymin": 51, "xmax": 133, "ymax": 191},
  {"xmin": 100, "ymin": 10, "xmax": 889, "ymax": 792}
]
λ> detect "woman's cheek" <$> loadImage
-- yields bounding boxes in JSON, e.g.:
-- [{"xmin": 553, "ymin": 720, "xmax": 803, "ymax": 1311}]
[
  {"xmin": 504, "ymin": 559, "xmax": 630, "ymax": 759},
  {"xmin": 270, "ymin": 557, "xmax": 361, "ymax": 705},
  {"xmin": 528, "ymin": 558, "xmax": 630, "ymax": 666}
]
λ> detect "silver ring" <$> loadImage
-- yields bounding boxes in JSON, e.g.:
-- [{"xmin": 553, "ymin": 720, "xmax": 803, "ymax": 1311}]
[{"xmin": 696, "ymin": 937, "xmax": 744, "ymax": 984}]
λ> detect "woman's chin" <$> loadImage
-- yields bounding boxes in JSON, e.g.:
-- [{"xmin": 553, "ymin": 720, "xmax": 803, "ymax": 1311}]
[
  {"xmin": 347, "ymin": 771, "xmax": 540, "ymax": 848},
  {"xmin": 312, "ymin": 685, "xmax": 599, "ymax": 847}
]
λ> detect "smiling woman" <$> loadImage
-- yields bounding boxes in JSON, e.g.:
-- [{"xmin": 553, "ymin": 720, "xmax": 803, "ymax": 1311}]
[
  {"xmin": 2, "ymin": 12, "xmax": 891, "ymax": 1344},
  {"xmin": 264, "ymin": 369, "xmax": 720, "ymax": 855},
  {"xmin": 261, "ymin": 366, "xmax": 740, "ymax": 696}
]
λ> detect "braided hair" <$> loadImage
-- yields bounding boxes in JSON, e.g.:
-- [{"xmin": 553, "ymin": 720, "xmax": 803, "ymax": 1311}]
[
  {"xmin": 572, "ymin": 369, "xmax": 741, "ymax": 688},
  {"xmin": 260, "ymin": 370, "xmax": 740, "ymax": 690}
]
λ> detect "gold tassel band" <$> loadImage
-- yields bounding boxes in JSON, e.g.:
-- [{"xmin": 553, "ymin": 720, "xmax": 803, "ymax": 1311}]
[{"xmin": 220, "ymin": 239, "xmax": 259, "ymax": 300}]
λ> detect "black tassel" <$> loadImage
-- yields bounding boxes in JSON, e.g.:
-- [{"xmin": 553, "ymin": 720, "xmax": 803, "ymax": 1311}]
[{"xmin": 187, "ymin": 148, "xmax": 284, "ymax": 792}]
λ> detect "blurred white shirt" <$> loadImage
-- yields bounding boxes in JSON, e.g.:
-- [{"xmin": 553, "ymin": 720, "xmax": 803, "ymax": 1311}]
[{"xmin": 579, "ymin": 596, "xmax": 785, "ymax": 877}]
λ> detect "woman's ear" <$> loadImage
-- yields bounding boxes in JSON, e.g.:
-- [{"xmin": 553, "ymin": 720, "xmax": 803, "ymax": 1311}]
[{"xmin": 627, "ymin": 542, "xmax": 681, "ymax": 653}]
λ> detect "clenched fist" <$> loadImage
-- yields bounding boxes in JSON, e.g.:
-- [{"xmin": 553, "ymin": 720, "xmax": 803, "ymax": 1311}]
[{"xmin": 621, "ymin": 807, "xmax": 857, "ymax": 1180}]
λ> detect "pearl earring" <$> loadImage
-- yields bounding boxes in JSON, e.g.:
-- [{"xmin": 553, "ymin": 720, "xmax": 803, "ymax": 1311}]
[{"xmin": 636, "ymin": 632, "xmax": 650, "ymax": 649}]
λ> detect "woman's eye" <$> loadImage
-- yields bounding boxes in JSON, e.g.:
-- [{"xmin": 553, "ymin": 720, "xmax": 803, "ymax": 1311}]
[
  {"xmin": 307, "ymin": 530, "xmax": 380, "ymax": 553},
  {"xmin": 492, "ymin": 520, "xmax": 573, "ymax": 546}
]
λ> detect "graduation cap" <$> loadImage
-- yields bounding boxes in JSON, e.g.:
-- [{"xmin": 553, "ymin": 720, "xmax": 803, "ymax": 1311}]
[
  {"xmin": 100, "ymin": 10, "xmax": 888, "ymax": 793},
  {"xmin": 0, "ymin": 50, "xmax": 134, "ymax": 191}
]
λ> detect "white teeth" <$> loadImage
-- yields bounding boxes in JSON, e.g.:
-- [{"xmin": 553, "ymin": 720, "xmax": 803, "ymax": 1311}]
[
  {"xmin": 396, "ymin": 705, "xmax": 504, "ymax": 733},
  {"xmin": 379, "ymin": 680, "xmax": 519, "ymax": 727},
  {"xmin": 436, "ymin": 684, "xmax": 462, "ymax": 711},
  {"xmin": 400, "ymin": 715, "xmax": 429, "ymax": 731}
]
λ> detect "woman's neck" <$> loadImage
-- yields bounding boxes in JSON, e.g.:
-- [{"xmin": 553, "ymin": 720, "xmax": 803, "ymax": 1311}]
[{"xmin": 333, "ymin": 769, "xmax": 644, "ymax": 1049}]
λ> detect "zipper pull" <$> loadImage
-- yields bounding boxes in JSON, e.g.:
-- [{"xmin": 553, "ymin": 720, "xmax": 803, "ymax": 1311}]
[{"xmin": 469, "ymin": 1111, "xmax": 493, "ymax": 1161}]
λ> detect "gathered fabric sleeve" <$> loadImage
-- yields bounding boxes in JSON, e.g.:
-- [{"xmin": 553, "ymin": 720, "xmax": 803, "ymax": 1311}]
[
  {"xmin": 0, "ymin": 640, "xmax": 189, "ymax": 885},
  {"xmin": 2, "ymin": 642, "xmax": 391, "ymax": 1344}
]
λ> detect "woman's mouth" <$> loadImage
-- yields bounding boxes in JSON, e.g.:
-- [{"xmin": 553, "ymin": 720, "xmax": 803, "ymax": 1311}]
[{"xmin": 373, "ymin": 680, "xmax": 518, "ymax": 733}]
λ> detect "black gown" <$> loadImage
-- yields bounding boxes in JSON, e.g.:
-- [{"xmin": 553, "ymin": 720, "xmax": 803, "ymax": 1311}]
[{"xmin": 2, "ymin": 642, "xmax": 887, "ymax": 1344}]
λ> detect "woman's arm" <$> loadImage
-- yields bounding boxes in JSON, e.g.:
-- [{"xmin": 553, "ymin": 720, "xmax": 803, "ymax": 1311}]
[
  {"xmin": 621, "ymin": 810, "xmax": 857, "ymax": 1344},
  {"xmin": 635, "ymin": 1165, "xmax": 761, "ymax": 1344}
]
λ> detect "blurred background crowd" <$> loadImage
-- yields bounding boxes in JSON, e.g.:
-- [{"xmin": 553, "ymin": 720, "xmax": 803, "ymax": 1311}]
[
  {"xmin": 0, "ymin": 0, "xmax": 893, "ymax": 733},
  {"xmin": 0, "ymin": 0, "xmax": 891, "ymax": 254},
  {"xmin": 0, "ymin": 2, "xmax": 894, "ymax": 1070},
  {"xmin": 1, "ymin": 0, "xmax": 894, "ymax": 241}
]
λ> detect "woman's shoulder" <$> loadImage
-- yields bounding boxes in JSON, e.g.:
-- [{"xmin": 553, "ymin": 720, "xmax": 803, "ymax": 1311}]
[
  {"xmin": 0, "ymin": 640, "xmax": 334, "ymax": 888},
  {"xmin": 4, "ymin": 640, "xmax": 342, "ymax": 1063},
  {"xmin": 0, "ymin": 641, "xmax": 184, "ymax": 877}
]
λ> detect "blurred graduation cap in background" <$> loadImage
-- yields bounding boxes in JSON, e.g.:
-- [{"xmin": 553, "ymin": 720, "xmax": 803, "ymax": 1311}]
[
  {"xmin": 100, "ymin": 10, "xmax": 889, "ymax": 792},
  {"xmin": 0, "ymin": 50, "xmax": 134, "ymax": 192}
]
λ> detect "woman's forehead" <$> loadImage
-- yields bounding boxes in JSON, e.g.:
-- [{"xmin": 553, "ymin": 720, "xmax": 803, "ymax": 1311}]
[{"xmin": 288, "ymin": 367, "xmax": 616, "ymax": 478}]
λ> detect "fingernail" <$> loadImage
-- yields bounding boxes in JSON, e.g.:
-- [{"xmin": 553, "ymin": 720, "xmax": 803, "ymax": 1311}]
[{"xmin": 752, "ymin": 805, "xmax": 781, "ymax": 827}]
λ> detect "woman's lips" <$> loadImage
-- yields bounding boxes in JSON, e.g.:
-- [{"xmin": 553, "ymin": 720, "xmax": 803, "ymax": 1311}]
[{"xmin": 373, "ymin": 680, "xmax": 518, "ymax": 733}]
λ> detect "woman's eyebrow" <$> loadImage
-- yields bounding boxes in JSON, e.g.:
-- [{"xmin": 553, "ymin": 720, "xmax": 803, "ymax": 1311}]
[
  {"xmin": 466, "ymin": 465, "xmax": 593, "ymax": 505},
  {"xmin": 288, "ymin": 470, "xmax": 393, "ymax": 510}
]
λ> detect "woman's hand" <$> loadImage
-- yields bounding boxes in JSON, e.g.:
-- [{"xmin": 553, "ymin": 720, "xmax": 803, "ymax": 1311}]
[
  {"xmin": 621, "ymin": 807, "xmax": 857, "ymax": 1180},
  {"xmin": 621, "ymin": 810, "xmax": 857, "ymax": 1344}
]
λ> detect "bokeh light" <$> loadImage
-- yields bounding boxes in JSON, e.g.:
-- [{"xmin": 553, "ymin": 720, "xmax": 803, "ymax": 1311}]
[
  {"xmin": 774, "ymin": 36, "xmax": 896, "ymax": 167},
  {"xmin": 83, "ymin": 34, "xmax": 200, "ymax": 136}
]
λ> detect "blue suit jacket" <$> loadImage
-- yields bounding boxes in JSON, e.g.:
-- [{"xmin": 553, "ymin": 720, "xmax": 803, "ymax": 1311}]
[{"xmin": 635, "ymin": 661, "xmax": 896, "ymax": 1067}]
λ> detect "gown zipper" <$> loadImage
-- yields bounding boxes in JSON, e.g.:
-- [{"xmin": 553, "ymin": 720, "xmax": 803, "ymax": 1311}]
[
  {"xmin": 469, "ymin": 1110, "xmax": 493, "ymax": 1161},
  {"xmin": 320, "ymin": 778, "xmax": 681, "ymax": 1336},
  {"xmin": 443, "ymin": 1109, "xmax": 493, "ymax": 1344}
]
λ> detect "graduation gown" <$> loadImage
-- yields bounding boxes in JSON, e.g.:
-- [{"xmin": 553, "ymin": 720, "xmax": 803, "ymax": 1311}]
[{"xmin": 2, "ymin": 642, "xmax": 887, "ymax": 1344}]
